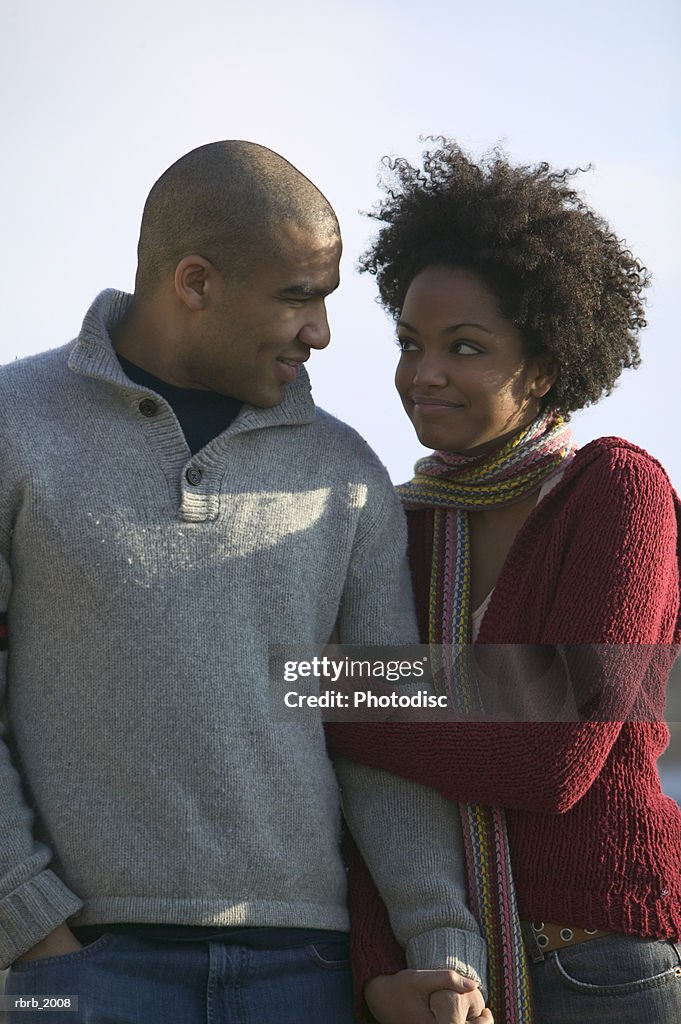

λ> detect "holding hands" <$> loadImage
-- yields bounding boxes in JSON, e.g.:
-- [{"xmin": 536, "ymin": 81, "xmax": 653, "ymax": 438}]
[{"xmin": 366, "ymin": 969, "xmax": 493, "ymax": 1024}]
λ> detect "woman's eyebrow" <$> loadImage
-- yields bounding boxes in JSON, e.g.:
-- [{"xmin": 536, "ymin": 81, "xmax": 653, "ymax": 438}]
[{"xmin": 397, "ymin": 319, "xmax": 493, "ymax": 333}]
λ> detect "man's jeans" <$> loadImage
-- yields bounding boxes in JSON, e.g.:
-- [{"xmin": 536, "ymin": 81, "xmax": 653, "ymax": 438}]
[{"xmin": 5, "ymin": 929, "xmax": 356, "ymax": 1024}]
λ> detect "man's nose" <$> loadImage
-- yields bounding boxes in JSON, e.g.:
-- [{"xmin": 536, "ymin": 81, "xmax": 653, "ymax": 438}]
[{"xmin": 298, "ymin": 304, "xmax": 331, "ymax": 350}]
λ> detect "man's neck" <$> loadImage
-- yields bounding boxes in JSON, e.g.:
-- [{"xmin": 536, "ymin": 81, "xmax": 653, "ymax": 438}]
[{"xmin": 110, "ymin": 296, "xmax": 191, "ymax": 388}]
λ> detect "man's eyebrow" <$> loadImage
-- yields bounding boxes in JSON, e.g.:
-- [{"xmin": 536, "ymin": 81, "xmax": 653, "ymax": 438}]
[
  {"xmin": 280, "ymin": 279, "xmax": 341, "ymax": 298},
  {"xmin": 397, "ymin": 319, "xmax": 492, "ymax": 334}
]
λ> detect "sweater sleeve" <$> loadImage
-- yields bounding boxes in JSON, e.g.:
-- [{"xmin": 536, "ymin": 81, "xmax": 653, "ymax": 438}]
[
  {"xmin": 337, "ymin": 477, "xmax": 419, "ymax": 646},
  {"xmin": 333, "ymin": 468, "xmax": 487, "ymax": 1010},
  {"xmin": 335, "ymin": 759, "xmax": 487, "ymax": 982},
  {"xmin": 327, "ymin": 447, "xmax": 680, "ymax": 815},
  {"xmin": 0, "ymin": 523, "xmax": 82, "ymax": 967}
]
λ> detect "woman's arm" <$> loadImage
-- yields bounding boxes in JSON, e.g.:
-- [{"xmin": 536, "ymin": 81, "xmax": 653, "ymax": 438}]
[
  {"xmin": 329, "ymin": 720, "xmax": 620, "ymax": 813},
  {"xmin": 327, "ymin": 447, "xmax": 680, "ymax": 813}
]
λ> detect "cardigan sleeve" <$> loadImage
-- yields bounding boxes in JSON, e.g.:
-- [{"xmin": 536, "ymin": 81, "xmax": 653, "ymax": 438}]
[
  {"xmin": 532, "ymin": 444, "xmax": 680, "ymax": 647},
  {"xmin": 326, "ymin": 446, "xmax": 680, "ymax": 815}
]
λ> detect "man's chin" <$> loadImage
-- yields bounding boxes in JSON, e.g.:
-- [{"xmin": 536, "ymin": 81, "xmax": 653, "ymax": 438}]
[{"xmin": 243, "ymin": 387, "xmax": 287, "ymax": 410}]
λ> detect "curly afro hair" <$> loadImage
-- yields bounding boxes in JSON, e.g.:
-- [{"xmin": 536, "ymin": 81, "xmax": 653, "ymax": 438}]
[{"xmin": 360, "ymin": 140, "xmax": 650, "ymax": 414}]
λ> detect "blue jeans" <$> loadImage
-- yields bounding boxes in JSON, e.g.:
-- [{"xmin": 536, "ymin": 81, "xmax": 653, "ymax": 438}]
[
  {"xmin": 525, "ymin": 930, "xmax": 681, "ymax": 1023},
  {"xmin": 5, "ymin": 929, "xmax": 356, "ymax": 1024}
]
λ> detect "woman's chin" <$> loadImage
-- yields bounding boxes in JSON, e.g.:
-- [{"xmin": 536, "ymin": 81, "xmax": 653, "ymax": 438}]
[{"xmin": 411, "ymin": 422, "xmax": 484, "ymax": 456}]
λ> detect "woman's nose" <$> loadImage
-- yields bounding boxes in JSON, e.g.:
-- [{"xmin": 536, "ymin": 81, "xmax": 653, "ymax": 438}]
[{"xmin": 412, "ymin": 352, "xmax": 448, "ymax": 386}]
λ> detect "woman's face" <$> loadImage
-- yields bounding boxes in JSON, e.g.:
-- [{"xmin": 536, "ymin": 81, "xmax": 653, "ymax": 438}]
[{"xmin": 395, "ymin": 265, "xmax": 553, "ymax": 456}]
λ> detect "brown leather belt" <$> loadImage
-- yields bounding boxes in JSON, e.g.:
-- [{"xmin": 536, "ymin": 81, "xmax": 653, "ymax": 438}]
[{"xmin": 528, "ymin": 921, "xmax": 610, "ymax": 953}]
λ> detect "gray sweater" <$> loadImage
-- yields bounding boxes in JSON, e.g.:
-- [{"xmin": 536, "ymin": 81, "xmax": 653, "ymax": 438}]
[{"xmin": 0, "ymin": 290, "xmax": 485, "ymax": 984}]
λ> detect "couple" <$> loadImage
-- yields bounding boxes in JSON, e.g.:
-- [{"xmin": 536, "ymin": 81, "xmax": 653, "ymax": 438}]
[{"xmin": 0, "ymin": 139, "xmax": 679, "ymax": 1024}]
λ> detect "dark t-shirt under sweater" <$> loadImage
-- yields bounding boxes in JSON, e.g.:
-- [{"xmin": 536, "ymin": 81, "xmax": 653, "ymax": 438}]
[{"xmin": 118, "ymin": 355, "xmax": 242, "ymax": 454}]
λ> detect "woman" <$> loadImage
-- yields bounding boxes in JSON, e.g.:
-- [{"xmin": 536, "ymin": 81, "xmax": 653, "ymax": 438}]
[{"xmin": 327, "ymin": 142, "xmax": 681, "ymax": 1024}]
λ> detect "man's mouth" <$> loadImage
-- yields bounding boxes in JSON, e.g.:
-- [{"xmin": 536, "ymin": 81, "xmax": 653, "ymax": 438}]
[{"xmin": 276, "ymin": 357, "xmax": 304, "ymax": 383}]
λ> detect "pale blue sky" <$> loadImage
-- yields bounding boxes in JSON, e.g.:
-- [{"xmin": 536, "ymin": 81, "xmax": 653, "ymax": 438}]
[{"xmin": 2, "ymin": 0, "xmax": 679, "ymax": 485}]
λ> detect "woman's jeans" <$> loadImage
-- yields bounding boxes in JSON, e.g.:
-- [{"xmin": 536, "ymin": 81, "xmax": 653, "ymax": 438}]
[
  {"xmin": 4, "ymin": 928, "xmax": 356, "ymax": 1024},
  {"xmin": 525, "ymin": 929, "xmax": 681, "ymax": 1023}
]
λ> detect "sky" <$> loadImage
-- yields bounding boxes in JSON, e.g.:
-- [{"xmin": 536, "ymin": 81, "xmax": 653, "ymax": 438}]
[{"xmin": 1, "ymin": 0, "xmax": 679, "ymax": 488}]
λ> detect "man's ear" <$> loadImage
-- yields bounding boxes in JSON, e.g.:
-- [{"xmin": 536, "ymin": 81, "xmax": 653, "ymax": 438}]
[{"xmin": 174, "ymin": 255, "xmax": 217, "ymax": 311}]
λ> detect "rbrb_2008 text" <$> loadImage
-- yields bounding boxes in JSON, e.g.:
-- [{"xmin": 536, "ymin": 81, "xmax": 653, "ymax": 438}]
[
  {"xmin": 2, "ymin": 995, "xmax": 78, "ymax": 1010},
  {"xmin": 284, "ymin": 690, "xmax": 449, "ymax": 708}
]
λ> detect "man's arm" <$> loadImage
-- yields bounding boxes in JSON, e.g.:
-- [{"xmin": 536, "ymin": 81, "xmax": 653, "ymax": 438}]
[
  {"xmin": 333, "ymin": 474, "xmax": 489, "ymax": 1018},
  {"xmin": 0, "ymin": 529, "xmax": 82, "ymax": 968},
  {"xmin": 335, "ymin": 758, "xmax": 487, "ymax": 995},
  {"xmin": 0, "ymin": 719, "xmax": 82, "ymax": 966}
]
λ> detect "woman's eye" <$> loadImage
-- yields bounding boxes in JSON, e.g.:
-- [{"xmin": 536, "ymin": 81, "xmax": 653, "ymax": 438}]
[
  {"xmin": 453, "ymin": 341, "xmax": 480, "ymax": 355},
  {"xmin": 395, "ymin": 338, "xmax": 481, "ymax": 354}
]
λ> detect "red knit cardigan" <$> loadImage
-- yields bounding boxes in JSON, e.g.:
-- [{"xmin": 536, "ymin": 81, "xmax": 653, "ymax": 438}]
[{"xmin": 327, "ymin": 437, "xmax": 681, "ymax": 1006}]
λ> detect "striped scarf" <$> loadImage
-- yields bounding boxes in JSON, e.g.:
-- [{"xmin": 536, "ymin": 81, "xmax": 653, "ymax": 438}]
[{"xmin": 397, "ymin": 410, "xmax": 575, "ymax": 1024}]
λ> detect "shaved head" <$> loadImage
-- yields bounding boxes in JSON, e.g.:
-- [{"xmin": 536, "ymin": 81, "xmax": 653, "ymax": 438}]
[{"xmin": 135, "ymin": 141, "xmax": 339, "ymax": 296}]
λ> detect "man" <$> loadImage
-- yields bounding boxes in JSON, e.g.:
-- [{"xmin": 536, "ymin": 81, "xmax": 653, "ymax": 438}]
[{"xmin": 0, "ymin": 142, "xmax": 488, "ymax": 1023}]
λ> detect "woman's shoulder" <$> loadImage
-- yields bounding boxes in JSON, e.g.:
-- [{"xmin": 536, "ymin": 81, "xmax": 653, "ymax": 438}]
[
  {"xmin": 572, "ymin": 435, "xmax": 670, "ymax": 472},
  {"xmin": 561, "ymin": 436, "xmax": 679, "ymax": 511}
]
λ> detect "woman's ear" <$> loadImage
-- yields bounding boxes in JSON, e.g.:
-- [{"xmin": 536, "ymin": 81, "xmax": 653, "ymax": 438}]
[{"xmin": 529, "ymin": 356, "xmax": 558, "ymax": 400}]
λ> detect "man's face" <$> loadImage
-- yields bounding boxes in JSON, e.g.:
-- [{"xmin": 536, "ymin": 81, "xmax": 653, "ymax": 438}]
[{"xmin": 183, "ymin": 222, "xmax": 342, "ymax": 407}]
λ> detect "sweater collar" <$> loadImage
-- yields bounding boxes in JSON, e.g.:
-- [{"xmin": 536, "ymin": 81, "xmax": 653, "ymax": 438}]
[{"xmin": 68, "ymin": 288, "xmax": 317, "ymax": 430}]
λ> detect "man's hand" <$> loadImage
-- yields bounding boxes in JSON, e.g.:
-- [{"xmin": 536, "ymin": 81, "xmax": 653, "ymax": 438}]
[
  {"xmin": 15, "ymin": 923, "xmax": 83, "ymax": 963},
  {"xmin": 366, "ymin": 969, "xmax": 493, "ymax": 1024}
]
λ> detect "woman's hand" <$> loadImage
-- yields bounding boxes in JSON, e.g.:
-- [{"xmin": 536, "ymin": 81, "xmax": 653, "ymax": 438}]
[
  {"xmin": 430, "ymin": 986, "xmax": 493, "ymax": 1024},
  {"xmin": 366, "ymin": 969, "xmax": 493, "ymax": 1023}
]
